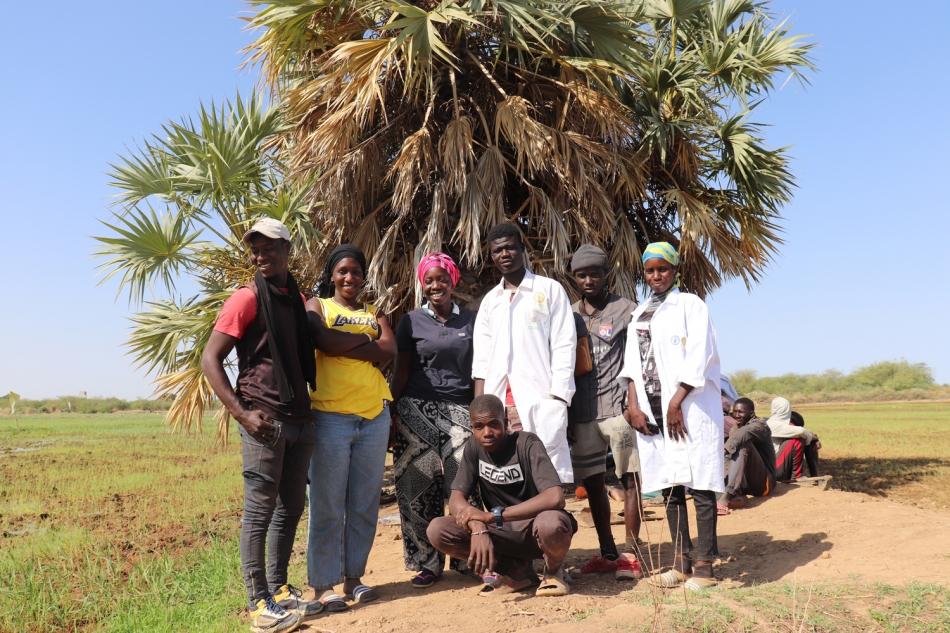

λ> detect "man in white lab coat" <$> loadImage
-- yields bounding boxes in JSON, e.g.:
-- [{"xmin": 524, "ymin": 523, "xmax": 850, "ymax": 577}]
[{"xmin": 472, "ymin": 222, "xmax": 577, "ymax": 483}]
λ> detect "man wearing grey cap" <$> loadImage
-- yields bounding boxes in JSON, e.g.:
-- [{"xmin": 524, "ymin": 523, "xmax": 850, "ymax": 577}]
[
  {"xmin": 568, "ymin": 245, "xmax": 645, "ymax": 581},
  {"xmin": 202, "ymin": 217, "xmax": 323, "ymax": 631}
]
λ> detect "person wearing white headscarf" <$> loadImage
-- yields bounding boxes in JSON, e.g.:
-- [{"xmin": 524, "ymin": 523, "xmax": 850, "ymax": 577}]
[{"xmin": 767, "ymin": 397, "xmax": 821, "ymax": 480}]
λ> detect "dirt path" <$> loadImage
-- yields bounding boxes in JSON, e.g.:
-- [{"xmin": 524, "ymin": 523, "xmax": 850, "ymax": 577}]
[{"xmin": 298, "ymin": 485, "xmax": 950, "ymax": 632}]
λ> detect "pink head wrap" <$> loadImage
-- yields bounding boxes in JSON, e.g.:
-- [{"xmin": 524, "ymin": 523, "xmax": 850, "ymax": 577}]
[{"xmin": 417, "ymin": 252, "xmax": 461, "ymax": 288}]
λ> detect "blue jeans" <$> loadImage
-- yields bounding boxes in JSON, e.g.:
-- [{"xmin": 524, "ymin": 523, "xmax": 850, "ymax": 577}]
[{"xmin": 307, "ymin": 406, "xmax": 390, "ymax": 589}]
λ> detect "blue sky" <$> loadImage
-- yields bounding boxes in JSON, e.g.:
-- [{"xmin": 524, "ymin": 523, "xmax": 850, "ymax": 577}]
[{"xmin": 1, "ymin": 1, "xmax": 948, "ymax": 399}]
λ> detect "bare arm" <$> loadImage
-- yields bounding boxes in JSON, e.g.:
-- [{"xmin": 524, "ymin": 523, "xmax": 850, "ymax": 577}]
[
  {"xmin": 306, "ymin": 297, "xmax": 368, "ymax": 355},
  {"xmin": 666, "ymin": 383, "xmax": 695, "ymax": 442},
  {"xmin": 448, "ymin": 489, "xmax": 476, "ymax": 520},
  {"xmin": 474, "ymin": 378, "xmax": 485, "ymax": 398},
  {"xmin": 333, "ymin": 314, "xmax": 397, "ymax": 362},
  {"xmin": 201, "ymin": 330, "xmax": 274, "ymax": 439},
  {"xmin": 454, "ymin": 486, "xmax": 565, "ymax": 527},
  {"xmin": 389, "ymin": 351, "xmax": 413, "ymax": 406},
  {"xmin": 626, "ymin": 382, "xmax": 654, "ymax": 435},
  {"xmin": 449, "ymin": 490, "xmax": 495, "ymax": 575}
]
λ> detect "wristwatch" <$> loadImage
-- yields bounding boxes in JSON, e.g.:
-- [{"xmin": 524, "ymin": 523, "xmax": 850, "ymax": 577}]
[{"xmin": 492, "ymin": 506, "xmax": 505, "ymax": 528}]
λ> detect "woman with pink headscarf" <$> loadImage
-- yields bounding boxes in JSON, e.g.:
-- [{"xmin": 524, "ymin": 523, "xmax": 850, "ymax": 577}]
[{"xmin": 389, "ymin": 253, "xmax": 480, "ymax": 589}]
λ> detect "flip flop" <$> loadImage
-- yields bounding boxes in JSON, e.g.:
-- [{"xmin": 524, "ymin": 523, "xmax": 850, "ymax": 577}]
[
  {"xmin": 343, "ymin": 584, "xmax": 378, "ymax": 603},
  {"xmin": 297, "ymin": 599, "xmax": 326, "ymax": 618},
  {"xmin": 716, "ymin": 504, "xmax": 730, "ymax": 516},
  {"xmin": 411, "ymin": 570, "xmax": 437, "ymax": 589},
  {"xmin": 477, "ymin": 575, "xmax": 534, "ymax": 597},
  {"xmin": 535, "ymin": 568, "xmax": 570, "ymax": 597},
  {"xmin": 684, "ymin": 576, "xmax": 719, "ymax": 592},
  {"xmin": 727, "ymin": 496, "xmax": 746, "ymax": 509},
  {"xmin": 319, "ymin": 593, "xmax": 349, "ymax": 612},
  {"xmin": 648, "ymin": 569, "xmax": 691, "ymax": 588}
]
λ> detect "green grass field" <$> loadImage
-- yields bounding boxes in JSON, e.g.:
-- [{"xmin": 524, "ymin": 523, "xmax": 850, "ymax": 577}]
[
  {"xmin": 798, "ymin": 401, "xmax": 950, "ymax": 507},
  {"xmin": 0, "ymin": 414, "xmax": 250, "ymax": 633},
  {"xmin": 1, "ymin": 403, "xmax": 948, "ymax": 632}
]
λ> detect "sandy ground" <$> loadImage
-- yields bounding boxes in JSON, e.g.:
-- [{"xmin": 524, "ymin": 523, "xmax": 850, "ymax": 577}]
[{"xmin": 297, "ymin": 484, "xmax": 950, "ymax": 632}]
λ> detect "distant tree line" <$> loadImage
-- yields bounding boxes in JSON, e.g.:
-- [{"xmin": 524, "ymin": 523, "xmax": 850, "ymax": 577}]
[
  {"xmin": 731, "ymin": 360, "xmax": 946, "ymax": 404},
  {"xmin": 0, "ymin": 396, "xmax": 173, "ymax": 415}
]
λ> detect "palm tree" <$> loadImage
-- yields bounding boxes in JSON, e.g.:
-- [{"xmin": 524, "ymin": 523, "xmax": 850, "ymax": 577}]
[
  {"xmin": 94, "ymin": 94, "xmax": 320, "ymax": 437},
  {"xmin": 244, "ymin": 0, "xmax": 814, "ymax": 312}
]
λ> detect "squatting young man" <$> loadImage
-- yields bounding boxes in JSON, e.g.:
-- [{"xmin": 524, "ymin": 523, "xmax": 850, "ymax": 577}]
[{"xmin": 427, "ymin": 395, "xmax": 578, "ymax": 597}]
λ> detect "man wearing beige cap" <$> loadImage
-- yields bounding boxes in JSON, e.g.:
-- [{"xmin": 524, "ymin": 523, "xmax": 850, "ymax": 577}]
[{"xmin": 202, "ymin": 217, "xmax": 321, "ymax": 631}]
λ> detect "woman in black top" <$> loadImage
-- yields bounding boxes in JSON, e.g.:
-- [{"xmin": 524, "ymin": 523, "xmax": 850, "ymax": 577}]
[{"xmin": 390, "ymin": 253, "xmax": 480, "ymax": 588}]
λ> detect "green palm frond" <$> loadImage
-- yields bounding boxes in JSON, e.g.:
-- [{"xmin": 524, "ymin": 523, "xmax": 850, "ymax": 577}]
[
  {"xmin": 97, "ymin": 92, "xmax": 323, "ymax": 438},
  {"xmin": 93, "ymin": 206, "xmax": 206, "ymax": 305},
  {"xmin": 126, "ymin": 293, "xmax": 226, "ymax": 377},
  {"xmin": 248, "ymin": 184, "xmax": 325, "ymax": 253}
]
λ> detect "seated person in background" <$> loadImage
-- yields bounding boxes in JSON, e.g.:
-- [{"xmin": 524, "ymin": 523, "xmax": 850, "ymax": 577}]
[
  {"xmin": 427, "ymin": 395, "xmax": 578, "ymax": 597},
  {"xmin": 722, "ymin": 396, "xmax": 737, "ymax": 439},
  {"xmin": 767, "ymin": 397, "xmax": 821, "ymax": 480},
  {"xmin": 718, "ymin": 398, "xmax": 776, "ymax": 514},
  {"xmin": 790, "ymin": 410, "xmax": 821, "ymax": 477}
]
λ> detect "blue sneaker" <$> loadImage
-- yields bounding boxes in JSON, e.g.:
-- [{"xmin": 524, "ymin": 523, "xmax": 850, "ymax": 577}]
[{"xmin": 249, "ymin": 595, "xmax": 300, "ymax": 633}]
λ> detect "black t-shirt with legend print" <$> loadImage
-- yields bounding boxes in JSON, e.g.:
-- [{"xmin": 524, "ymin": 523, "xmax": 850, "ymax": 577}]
[{"xmin": 452, "ymin": 431, "xmax": 562, "ymax": 509}]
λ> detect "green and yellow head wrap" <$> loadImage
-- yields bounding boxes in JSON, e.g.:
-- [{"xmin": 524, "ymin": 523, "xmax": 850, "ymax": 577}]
[{"xmin": 641, "ymin": 241, "xmax": 681, "ymax": 289}]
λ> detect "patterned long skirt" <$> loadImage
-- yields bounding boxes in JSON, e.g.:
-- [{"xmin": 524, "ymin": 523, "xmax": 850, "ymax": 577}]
[{"xmin": 394, "ymin": 397, "xmax": 481, "ymax": 575}]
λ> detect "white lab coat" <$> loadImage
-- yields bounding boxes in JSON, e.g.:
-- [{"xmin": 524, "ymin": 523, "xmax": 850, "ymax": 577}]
[
  {"xmin": 472, "ymin": 270, "xmax": 577, "ymax": 482},
  {"xmin": 618, "ymin": 289, "xmax": 724, "ymax": 493}
]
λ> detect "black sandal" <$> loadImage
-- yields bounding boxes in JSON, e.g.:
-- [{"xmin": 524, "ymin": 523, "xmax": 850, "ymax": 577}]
[{"xmin": 411, "ymin": 569, "xmax": 437, "ymax": 589}]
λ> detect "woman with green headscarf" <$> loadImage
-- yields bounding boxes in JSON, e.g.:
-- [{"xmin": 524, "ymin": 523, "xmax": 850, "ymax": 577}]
[{"xmin": 618, "ymin": 242, "xmax": 724, "ymax": 592}]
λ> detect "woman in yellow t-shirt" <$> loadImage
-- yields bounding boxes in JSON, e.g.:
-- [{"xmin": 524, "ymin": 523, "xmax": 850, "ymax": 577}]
[{"xmin": 304, "ymin": 244, "xmax": 395, "ymax": 610}]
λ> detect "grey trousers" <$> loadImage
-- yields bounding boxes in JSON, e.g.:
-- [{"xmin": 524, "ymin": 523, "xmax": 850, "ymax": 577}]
[
  {"xmin": 427, "ymin": 511, "xmax": 577, "ymax": 574},
  {"xmin": 239, "ymin": 418, "xmax": 314, "ymax": 605}
]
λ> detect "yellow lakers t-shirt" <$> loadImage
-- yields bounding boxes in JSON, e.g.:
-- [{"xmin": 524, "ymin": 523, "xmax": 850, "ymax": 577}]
[{"xmin": 311, "ymin": 297, "xmax": 393, "ymax": 419}]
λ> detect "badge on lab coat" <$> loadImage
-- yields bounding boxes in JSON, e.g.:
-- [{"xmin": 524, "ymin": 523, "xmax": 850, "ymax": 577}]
[{"xmin": 526, "ymin": 310, "xmax": 550, "ymax": 332}]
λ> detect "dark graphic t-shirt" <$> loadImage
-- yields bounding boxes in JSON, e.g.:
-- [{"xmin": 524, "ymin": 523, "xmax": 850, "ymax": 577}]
[{"xmin": 452, "ymin": 431, "xmax": 562, "ymax": 509}]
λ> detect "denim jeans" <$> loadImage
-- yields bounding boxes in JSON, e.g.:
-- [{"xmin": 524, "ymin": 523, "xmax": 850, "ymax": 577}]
[
  {"xmin": 239, "ymin": 418, "xmax": 315, "ymax": 605},
  {"xmin": 307, "ymin": 406, "xmax": 390, "ymax": 589}
]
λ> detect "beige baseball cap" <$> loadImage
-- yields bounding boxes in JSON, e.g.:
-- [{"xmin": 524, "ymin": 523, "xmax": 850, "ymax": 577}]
[{"xmin": 242, "ymin": 218, "xmax": 291, "ymax": 243}]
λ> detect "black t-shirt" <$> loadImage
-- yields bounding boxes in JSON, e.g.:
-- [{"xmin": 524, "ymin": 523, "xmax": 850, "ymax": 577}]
[
  {"xmin": 395, "ymin": 305, "xmax": 476, "ymax": 404},
  {"xmin": 452, "ymin": 431, "xmax": 562, "ymax": 509}
]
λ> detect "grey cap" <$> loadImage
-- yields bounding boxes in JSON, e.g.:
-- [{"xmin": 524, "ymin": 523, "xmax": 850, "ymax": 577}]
[{"xmin": 570, "ymin": 244, "xmax": 608, "ymax": 272}]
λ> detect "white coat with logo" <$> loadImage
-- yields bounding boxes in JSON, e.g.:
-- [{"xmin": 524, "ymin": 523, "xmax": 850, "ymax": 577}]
[
  {"xmin": 618, "ymin": 289, "xmax": 724, "ymax": 493},
  {"xmin": 472, "ymin": 270, "xmax": 577, "ymax": 483}
]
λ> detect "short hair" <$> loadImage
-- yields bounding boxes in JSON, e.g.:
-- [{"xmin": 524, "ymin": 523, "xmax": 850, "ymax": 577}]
[
  {"xmin": 470, "ymin": 394, "xmax": 505, "ymax": 420},
  {"xmin": 734, "ymin": 397, "xmax": 755, "ymax": 410},
  {"xmin": 790, "ymin": 411, "xmax": 805, "ymax": 427},
  {"xmin": 486, "ymin": 222, "xmax": 523, "ymax": 246}
]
